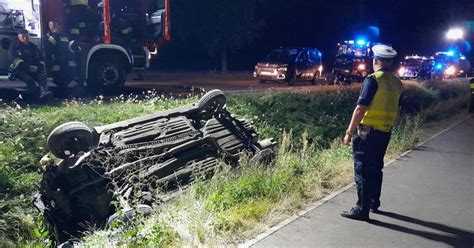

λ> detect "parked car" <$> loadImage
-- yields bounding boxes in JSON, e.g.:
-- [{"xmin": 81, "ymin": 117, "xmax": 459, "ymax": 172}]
[
  {"xmin": 398, "ymin": 55, "xmax": 433, "ymax": 80},
  {"xmin": 253, "ymin": 47, "xmax": 323, "ymax": 85},
  {"xmin": 35, "ymin": 90, "xmax": 276, "ymax": 243}
]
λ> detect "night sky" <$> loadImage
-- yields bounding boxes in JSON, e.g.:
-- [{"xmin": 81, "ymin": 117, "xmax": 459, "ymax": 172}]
[{"xmin": 154, "ymin": 0, "xmax": 474, "ymax": 71}]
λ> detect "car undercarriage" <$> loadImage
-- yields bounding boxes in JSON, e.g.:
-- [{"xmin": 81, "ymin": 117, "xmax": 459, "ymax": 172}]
[{"xmin": 34, "ymin": 90, "xmax": 276, "ymax": 242}]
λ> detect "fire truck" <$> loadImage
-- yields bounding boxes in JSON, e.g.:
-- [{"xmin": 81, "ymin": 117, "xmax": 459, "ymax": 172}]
[
  {"xmin": 331, "ymin": 39, "xmax": 372, "ymax": 84},
  {"xmin": 0, "ymin": 0, "xmax": 170, "ymax": 94},
  {"xmin": 431, "ymin": 51, "xmax": 471, "ymax": 80}
]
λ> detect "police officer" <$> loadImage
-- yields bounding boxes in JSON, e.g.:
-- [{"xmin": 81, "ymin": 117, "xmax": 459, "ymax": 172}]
[
  {"xmin": 341, "ymin": 44, "xmax": 403, "ymax": 221},
  {"xmin": 8, "ymin": 29, "xmax": 52, "ymax": 99},
  {"xmin": 46, "ymin": 21, "xmax": 81, "ymax": 97}
]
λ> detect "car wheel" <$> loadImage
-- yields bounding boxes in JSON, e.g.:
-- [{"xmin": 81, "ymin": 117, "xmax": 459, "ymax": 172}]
[
  {"xmin": 47, "ymin": 122, "xmax": 95, "ymax": 159},
  {"xmin": 106, "ymin": 204, "xmax": 153, "ymax": 228},
  {"xmin": 197, "ymin": 89, "xmax": 226, "ymax": 112},
  {"xmin": 88, "ymin": 55, "xmax": 126, "ymax": 95},
  {"xmin": 287, "ymin": 74, "xmax": 296, "ymax": 86},
  {"xmin": 311, "ymin": 72, "xmax": 320, "ymax": 85},
  {"xmin": 249, "ymin": 148, "xmax": 275, "ymax": 166}
]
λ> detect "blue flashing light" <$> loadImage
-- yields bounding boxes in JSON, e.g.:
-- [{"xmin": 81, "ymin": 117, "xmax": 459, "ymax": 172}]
[
  {"xmin": 435, "ymin": 63, "xmax": 443, "ymax": 70},
  {"xmin": 318, "ymin": 52, "xmax": 322, "ymax": 57},
  {"xmin": 446, "ymin": 50, "xmax": 455, "ymax": 56},
  {"xmin": 356, "ymin": 39, "xmax": 366, "ymax": 45}
]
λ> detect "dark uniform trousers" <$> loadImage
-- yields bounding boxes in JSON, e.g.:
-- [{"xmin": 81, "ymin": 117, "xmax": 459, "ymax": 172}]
[
  {"xmin": 352, "ymin": 127, "xmax": 391, "ymax": 216},
  {"xmin": 16, "ymin": 70, "xmax": 48, "ymax": 98},
  {"xmin": 9, "ymin": 41, "xmax": 49, "ymax": 98}
]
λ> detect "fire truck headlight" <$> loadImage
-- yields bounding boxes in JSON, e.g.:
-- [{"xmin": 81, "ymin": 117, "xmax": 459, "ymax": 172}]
[
  {"xmin": 398, "ymin": 67, "xmax": 405, "ymax": 75},
  {"xmin": 318, "ymin": 65, "xmax": 323, "ymax": 72},
  {"xmin": 445, "ymin": 66, "xmax": 456, "ymax": 75},
  {"xmin": 278, "ymin": 67, "xmax": 287, "ymax": 71},
  {"xmin": 358, "ymin": 64, "xmax": 366, "ymax": 70}
]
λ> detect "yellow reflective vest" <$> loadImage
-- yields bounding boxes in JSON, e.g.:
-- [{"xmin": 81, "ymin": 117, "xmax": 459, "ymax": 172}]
[{"xmin": 361, "ymin": 71, "xmax": 403, "ymax": 132}]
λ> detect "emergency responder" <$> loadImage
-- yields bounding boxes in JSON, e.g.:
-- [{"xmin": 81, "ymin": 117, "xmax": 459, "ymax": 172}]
[
  {"xmin": 8, "ymin": 29, "xmax": 52, "ymax": 99},
  {"xmin": 341, "ymin": 44, "xmax": 403, "ymax": 221},
  {"xmin": 46, "ymin": 21, "xmax": 81, "ymax": 97},
  {"xmin": 63, "ymin": 0, "xmax": 89, "ymax": 39}
]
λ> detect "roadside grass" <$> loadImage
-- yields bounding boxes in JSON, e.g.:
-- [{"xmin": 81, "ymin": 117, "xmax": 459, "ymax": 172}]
[{"xmin": 0, "ymin": 79, "xmax": 470, "ymax": 246}]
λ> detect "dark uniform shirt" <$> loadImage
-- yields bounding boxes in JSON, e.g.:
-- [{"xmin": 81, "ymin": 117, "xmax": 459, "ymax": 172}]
[
  {"xmin": 357, "ymin": 69, "xmax": 402, "ymax": 107},
  {"xmin": 8, "ymin": 41, "xmax": 43, "ymax": 72},
  {"xmin": 45, "ymin": 32, "xmax": 75, "ymax": 67}
]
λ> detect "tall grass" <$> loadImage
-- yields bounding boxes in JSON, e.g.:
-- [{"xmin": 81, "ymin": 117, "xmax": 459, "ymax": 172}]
[{"xmin": 0, "ymin": 79, "xmax": 470, "ymax": 246}]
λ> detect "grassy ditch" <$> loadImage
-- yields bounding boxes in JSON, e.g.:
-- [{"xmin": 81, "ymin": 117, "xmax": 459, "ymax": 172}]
[{"xmin": 0, "ymin": 79, "xmax": 471, "ymax": 246}]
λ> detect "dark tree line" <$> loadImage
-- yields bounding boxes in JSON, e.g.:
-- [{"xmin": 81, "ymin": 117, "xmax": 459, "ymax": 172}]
[{"xmin": 171, "ymin": 0, "xmax": 263, "ymax": 73}]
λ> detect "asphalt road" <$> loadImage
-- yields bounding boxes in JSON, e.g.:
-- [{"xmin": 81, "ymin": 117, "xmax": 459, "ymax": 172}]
[
  {"xmin": 0, "ymin": 72, "xmax": 351, "ymax": 102},
  {"xmin": 251, "ymin": 117, "xmax": 474, "ymax": 248}
]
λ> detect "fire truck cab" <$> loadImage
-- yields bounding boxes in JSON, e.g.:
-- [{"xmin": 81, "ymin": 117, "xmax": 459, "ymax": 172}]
[
  {"xmin": 332, "ymin": 39, "xmax": 372, "ymax": 84},
  {"xmin": 0, "ymin": 0, "xmax": 170, "ymax": 94}
]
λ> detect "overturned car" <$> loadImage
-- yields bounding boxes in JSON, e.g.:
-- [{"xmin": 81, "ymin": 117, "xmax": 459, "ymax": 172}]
[{"xmin": 35, "ymin": 90, "xmax": 276, "ymax": 242}]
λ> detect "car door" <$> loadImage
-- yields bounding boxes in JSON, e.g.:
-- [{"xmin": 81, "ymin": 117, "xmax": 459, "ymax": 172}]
[{"xmin": 295, "ymin": 49, "xmax": 311, "ymax": 80}]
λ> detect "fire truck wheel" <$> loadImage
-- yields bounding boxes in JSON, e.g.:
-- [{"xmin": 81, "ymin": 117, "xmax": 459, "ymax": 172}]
[
  {"xmin": 197, "ymin": 89, "xmax": 226, "ymax": 112},
  {"xmin": 47, "ymin": 122, "xmax": 95, "ymax": 159},
  {"xmin": 89, "ymin": 56, "xmax": 126, "ymax": 95}
]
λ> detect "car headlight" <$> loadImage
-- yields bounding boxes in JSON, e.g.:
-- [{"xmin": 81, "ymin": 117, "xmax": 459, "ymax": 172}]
[
  {"xmin": 318, "ymin": 65, "xmax": 323, "ymax": 72},
  {"xmin": 358, "ymin": 64, "xmax": 366, "ymax": 70},
  {"xmin": 445, "ymin": 66, "xmax": 456, "ymax": 75},
  {"xmin": 278, "ymin": 67, "xmax": 287, "ymax": 71},
  {"xmin": 398, "ymin": 67, "xmax": 405, "ymax": 75}
]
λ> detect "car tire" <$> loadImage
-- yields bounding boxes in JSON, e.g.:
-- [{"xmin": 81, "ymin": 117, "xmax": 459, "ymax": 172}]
[
  {"xmin": 287, "ymin": 74, "xmax": 296, "ymax": 86},
  {"xmin": 106, "ymin": 204, "xmax": 153, "ymax": 228},
  {"xmin": 249, "ymin": 148, "xmax": 275, "ymax": 166},
  {"xmin": 197, "ymin": 89, "xmax": 226, "ymax": 112},
  {"xmin": 311, "ymin": 72, "xmax": 320, "ymax": 85},
  {"xmin": 47, "ymin": 122, "xmax": 95, "ymax": 159},
  {"xmin": 88, "ymin": 55, "xmax": 126, "ymax": 95}
]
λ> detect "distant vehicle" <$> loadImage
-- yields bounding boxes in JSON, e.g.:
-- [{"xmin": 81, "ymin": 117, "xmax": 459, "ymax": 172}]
[
  {"xmin": 332, "ymin": 40, "xmax": 372, "ymax": 84},
  {"xmin": 431, "ymin": 51, "xmax": 471, "ymax": 80},
  {"xmin": 398, "ymin": 55, "xmax": 433, "ymax": 80},
  {"xmin": 253, "ymin": 47, "xmax": 323, "ymax": 86}
]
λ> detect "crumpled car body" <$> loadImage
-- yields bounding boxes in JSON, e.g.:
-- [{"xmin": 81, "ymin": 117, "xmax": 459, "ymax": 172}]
[{"xmin": 35, "ymin": 90, "xmax": 276, "ymax": 242}]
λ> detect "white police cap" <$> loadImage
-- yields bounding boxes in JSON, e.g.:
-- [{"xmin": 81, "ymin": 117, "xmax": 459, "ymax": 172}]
[{"xmin": 372, "ymin": 44, "xmax": 397, "ymax": 59}]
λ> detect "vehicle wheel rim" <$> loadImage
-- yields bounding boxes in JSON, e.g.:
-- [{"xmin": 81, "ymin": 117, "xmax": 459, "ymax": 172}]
[{"xmin": 100, "ymin": 65, "xmax": 119, "ymax": 86}]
